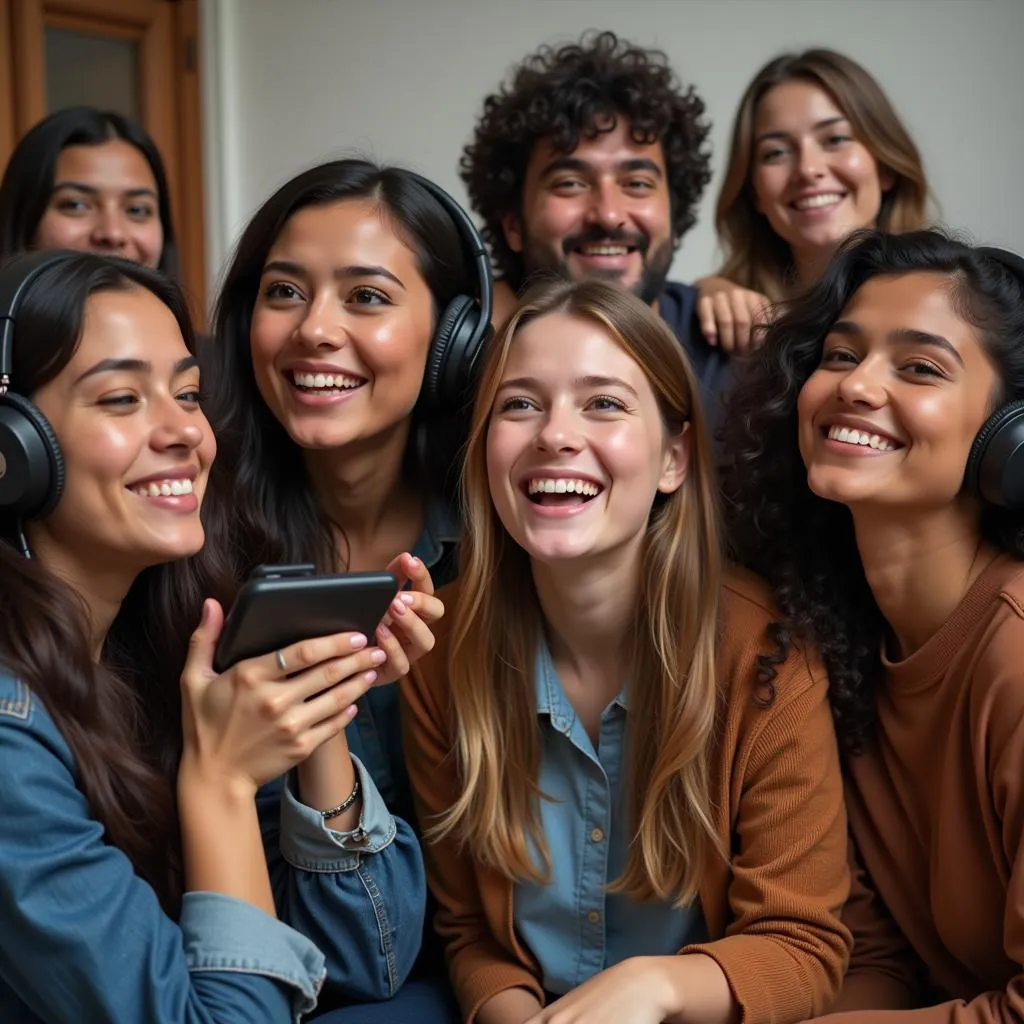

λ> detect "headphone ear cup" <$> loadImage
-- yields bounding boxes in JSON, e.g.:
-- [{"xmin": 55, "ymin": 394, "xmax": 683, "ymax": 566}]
[
  {"xmin": 424, "ymin": 295, "xmax": 478, "ymax": 415},
  {"xmin": 0, "ymin": 393, "xmax": 65, "ymax": 519},
  {"xmin": 965, "ymin": 398, "xmax": 1024, "ymax": 508}
]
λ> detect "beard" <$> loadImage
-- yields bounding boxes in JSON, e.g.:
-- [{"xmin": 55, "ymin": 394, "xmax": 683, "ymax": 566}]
[{"xmin": 519, "ymin": 225, "xmax": 675, "ymax": 305}]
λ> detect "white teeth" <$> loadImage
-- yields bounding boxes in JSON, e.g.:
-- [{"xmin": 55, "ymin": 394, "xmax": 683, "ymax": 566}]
[
  {"xmin": 794, "ymin": 192, "xmax": 844, "ymax": 210},
  {"xmin": 527, "ymin": 478, "xmax": 601, "ymax": 496},
  {"xmin": 580, "ymin": 244, "xmax": 629, "ymax": 256},
  {"xmin": 827, "ymin": 425, "xmax": 896, "ymax": 451},
  {"xmin": 292, "ymin": 371, "xmax": 363, "ymax": 390},
  {"xmin": 131, "ymin": 478, "xmax": 194, "ymax": 497}
]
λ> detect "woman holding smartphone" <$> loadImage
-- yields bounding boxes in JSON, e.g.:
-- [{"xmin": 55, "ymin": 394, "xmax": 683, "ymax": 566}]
[
  {"xmin": 0, "ymin": 250, "xmax": 433, "ymax": 1023},
  {"xmin": 203, "ymin": 159, "xmax": 488, "ymax": 1020},
  {"xmin": 402, "ymin": 279, "xmax": 852, "ymax": 1024}
]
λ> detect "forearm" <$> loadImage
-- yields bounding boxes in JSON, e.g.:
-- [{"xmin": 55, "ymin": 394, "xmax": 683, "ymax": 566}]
[
  {"xmin": 654, "ymin": 954, "xmax": 738, "ymax": 1024},
  {"xmin": 477, "ymin": 987, "xmax": 543, "ymax": 1024},
  {"xmin": 294, "ymin": 731, "xmax": 361, "ymax": 831},
  {"xmin": 177, "ymin": 759, "xmax": 275, "ymax": 917}
]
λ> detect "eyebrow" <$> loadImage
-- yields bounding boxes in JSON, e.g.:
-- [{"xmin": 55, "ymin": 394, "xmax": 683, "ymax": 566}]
[
  {"xmin": 539, "ymin": 156, "xmax": 663, "ymax": 179},
  {"xmin": 755, "ymin": 116, "xmax": 849, "ymax": 144},
  {"xmin": 829, "ymin": 320, "xmax": 965, "ymax": 367},
  {"xmin": 497, "ymin": 374, "xmax": 641, "ymax": 399},
  {"xmin": 74, "ymin": 355, "xmax": 199, "ymax": 385},
  {"xmin": 261, "ymin": 260, "xmax": 405, "ymax": 290},
  {"xmin": 52, "ymin": 180, "xmax": 158, "ymax": 199}
]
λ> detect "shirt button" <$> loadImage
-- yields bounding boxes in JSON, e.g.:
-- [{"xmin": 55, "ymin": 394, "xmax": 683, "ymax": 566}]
[
  {"xmin": 587, "ymin": 910, "xmax": 601, "ymax": 924},
  {"xmin": 589, "ymin": 827, "xmax": 604, "ymax": 843}
]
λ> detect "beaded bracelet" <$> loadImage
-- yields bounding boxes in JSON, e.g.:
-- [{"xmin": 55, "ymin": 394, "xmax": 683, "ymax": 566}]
[{"xmin": 320, "ymin": 776, "xmax": 361, "ymax": 822}]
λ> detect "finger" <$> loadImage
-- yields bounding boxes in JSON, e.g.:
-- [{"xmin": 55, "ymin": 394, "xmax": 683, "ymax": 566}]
[
  {"xmin": 267, "ymin": 630, "xmax": 370, "ymax": 682},
  {"xmin": 375, "ymin": 622, "xmax": 410, "ymax": 680},
  {"xmin": 730, "ymin": 294, "xmax": 752, "ymax": 351},
  {"xmin": 293, "ymin": 704, "xmax": 360, "ymax": 760},
  {"xmin": 293, "ymin": 670, "xmax": 379, "ymax": 729},
  {"xmin": 387, "ymin": 608, "xmax": 437, "ymax": 659},
  {"xmin": 393, "ymin": 590, "xmax": 445, "ymax": 625},
  {"xmin": 697, "ymin": 294, "xmax": 718, "ymax": 345},
  {"xmin": 403, "ymin": 553, "xmax": 435, "ymax": 596},
  {"xmin": 287, "ymin": 646, "xmax": 388, "ymax": 703},
  {"xmin": 712, "ymin": 292, "xmax": 736, "ymax": 352},
  {"xmin": 182, "ymin": 599, "xmax": 224, "ymax": 686}
]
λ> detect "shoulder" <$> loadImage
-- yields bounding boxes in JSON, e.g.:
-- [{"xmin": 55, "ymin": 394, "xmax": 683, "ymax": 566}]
[
  {"xmin": 967, "ymin": 560, "xmax": 1024, "ymax": 719},
  {"xmin": 657, "ymin": 280, "xmax": 699, "ymax": 331},
  {"xmin": 718, "ymin": 565, "xmax": 828, "ymax": 709},
  {"xmin": 0, "ymin": 671, "xmax": 77, "ymax": 782}
]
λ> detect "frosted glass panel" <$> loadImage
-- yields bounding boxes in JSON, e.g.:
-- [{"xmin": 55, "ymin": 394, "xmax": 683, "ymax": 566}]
[{"xmin": 45, "ymin": 28, "xmax": 140, "ymax": 121}]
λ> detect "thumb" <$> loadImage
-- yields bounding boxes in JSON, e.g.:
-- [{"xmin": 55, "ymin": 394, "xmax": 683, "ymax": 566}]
[
  {"xmin": 184, "ymin": 599, "xmax": 224, "ymax": 680},
  {"xmin": 697, "ymin": 296, "xmax": 717, "ymax": 345}
]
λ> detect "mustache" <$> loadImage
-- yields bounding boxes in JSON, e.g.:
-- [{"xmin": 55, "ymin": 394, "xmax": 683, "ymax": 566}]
[{"xmin": 562, "ymin": 227, "xmax": 650, "ymax": 256}]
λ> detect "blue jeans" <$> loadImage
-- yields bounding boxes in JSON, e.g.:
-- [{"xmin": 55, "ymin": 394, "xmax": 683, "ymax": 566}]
[{"xmin": 309, "ymin": 977, "xmax": 461, "ymax": 1024}]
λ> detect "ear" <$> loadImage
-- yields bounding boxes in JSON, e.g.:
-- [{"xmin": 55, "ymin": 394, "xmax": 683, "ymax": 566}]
[
  {"xmin": 501, "ymin": 211, "xmax": 524, "ymax": 254},
  {"xmin": 878, "ymin": 164, "xmax": 896, "ymax": 193},
  {"xmin": 658, "ymin": 421, "xmax": 691, "ymax": 495}
]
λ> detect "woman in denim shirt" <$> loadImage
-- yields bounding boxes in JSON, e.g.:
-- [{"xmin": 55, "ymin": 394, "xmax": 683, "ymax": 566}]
[
  {"xmin": 202, "ymin": 159, "xmax": 482, "ymax": 1022},
  {"xmin": 0, "ymin": 251, "xmax": 439, "ymax": 1023}
]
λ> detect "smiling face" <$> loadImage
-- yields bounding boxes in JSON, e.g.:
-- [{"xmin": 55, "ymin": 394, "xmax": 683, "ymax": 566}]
[
  {"xmin": 33, "ymin": 141, "xmax": 164, "ymax": 268},
  {"xmin": 502, "ymin": 119, "xmax": 675, "ymax": 304},
  {"xmin": 751, "ymin": 80, "xmax": 890, "ymax": 265},
  {"xmin": 797, "ymin": 272, "xmax": 1000, "ymax": 512},
  {"xmin": 248, "ymin": 197, "xmax": 436, "ymax": 453},
  {"xmin": 29, "ymin": 286, "xmax": 214, "ymax": 575},
  {"xmin": 485, "ymin": 310, "xmax": 688, "ymax": 567}
]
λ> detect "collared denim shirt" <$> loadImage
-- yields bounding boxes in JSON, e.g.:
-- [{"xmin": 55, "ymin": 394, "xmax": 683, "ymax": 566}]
[
  {"xmin": 514, "ymin": 643, "xmax": 708, "ymax": 996},
  {"xmin": 260, "ymin": 497, "xmax": 461, "ymax": 1008},
  {"xmin": 0, "ymin": 674, "xmax": 326, "ymax": 1024}
]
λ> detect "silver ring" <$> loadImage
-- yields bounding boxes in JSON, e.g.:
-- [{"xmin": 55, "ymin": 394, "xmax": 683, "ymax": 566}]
[{"xmin": 275, "ymin": 648, "xmax": 288, "ymax": 673}]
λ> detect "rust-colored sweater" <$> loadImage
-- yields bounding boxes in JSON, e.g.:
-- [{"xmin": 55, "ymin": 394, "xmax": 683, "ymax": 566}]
[
  {"xmin": 401, "ymin": 569, "xmax": 852, "ymax": 1024},
  {"xmin": 829, "ymin": 555, "xmax": 1024, "ymax": 1023}
]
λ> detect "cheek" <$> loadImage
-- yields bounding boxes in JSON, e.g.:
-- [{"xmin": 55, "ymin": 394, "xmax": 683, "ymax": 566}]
[
  {"xmin": 837, "ymin": 148, "xmax": 882, "ymax": 195},
  {"xmin": 362, "ymin": 321, "xmax": 431, "ymax": 395},
  {"xmin": 249, "ymin": 313, "xmax": 289, "ymax": 389},
  {"xmin": 751, "ymin": 166, "xmax": 787, "ymax": 209},
  {"xmin": 35, "ymin": 213, "xmax": 86, "ymax": 248},
  {"xmin": 139, "ymin": 222, "xmax": 165, "ymax": 266}
]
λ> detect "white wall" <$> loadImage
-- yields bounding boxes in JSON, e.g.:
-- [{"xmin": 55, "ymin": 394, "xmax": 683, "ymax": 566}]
[{"xmin": 200, "ymin": 0, "xmax": 1024, "ymax": 296}]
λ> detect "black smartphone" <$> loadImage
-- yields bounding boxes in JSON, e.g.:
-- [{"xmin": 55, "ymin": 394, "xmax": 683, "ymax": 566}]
[{"xmin": 213, "ymin": 564, "xmax": 399, "ymax": 673}]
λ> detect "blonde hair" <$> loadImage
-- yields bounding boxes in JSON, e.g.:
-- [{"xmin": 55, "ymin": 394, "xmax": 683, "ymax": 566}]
[
  {"xmin": 430, "ymin": 279, "xmax": 724, "ymax": 906},
  {"xmin": 716, "ymin": 48, "xmax": 930, "ymax": 301}
]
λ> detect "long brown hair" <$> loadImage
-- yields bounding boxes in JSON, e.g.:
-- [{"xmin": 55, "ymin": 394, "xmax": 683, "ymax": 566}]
[
  {"xmin": 715, "ymin": 49, "xmax": 929, "ymax": 300},
  {"xmin": 431, "ymin": 279, "xmax": 724, "ymax": 906},
  {"xmin": 0, "ymin": 253, "xmax": 229, "ymax": 915}
]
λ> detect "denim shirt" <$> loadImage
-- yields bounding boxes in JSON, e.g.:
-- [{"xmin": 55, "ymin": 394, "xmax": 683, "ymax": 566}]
[
  {"xmin": 0, "ymin": 673, "xmax": 326, "ymax": 1024},
  {"xmin": 514, "ymin": 643, "xmax": 708, "ymax": 996},
  {"xmin": 273, "ymin": 495, "xmax": 460, "ymax": 1005}
]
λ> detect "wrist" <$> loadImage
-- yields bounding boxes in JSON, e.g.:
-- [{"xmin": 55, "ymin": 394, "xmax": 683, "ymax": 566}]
[
  {"xmin": 178, "ymin": 754, "xmax": 258, "ymax": 808},
  {"xmin": 632, "ymin": 956, "xmax": 686, "ymax": 1019}
]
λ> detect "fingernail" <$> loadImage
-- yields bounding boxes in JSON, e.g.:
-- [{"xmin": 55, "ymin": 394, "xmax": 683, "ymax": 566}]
[
  {"xmin": 364, "ymin": 670, "xmax": 378, "ymax": 684},
  {"xmin": 408, "ymin": 555, "xmax": 420, "ymax": 567},
  {"xmin": 377, "ymin": 623, "xmax": 392, "ymax": 639},
  {"xmin": 399, "ymin": 592, "xmax": 415, "ymax": 605},
  {"xmin": 347, "ymin": 704, "xmax": 359, "ymax": 718},
  {"xmin": 391, "ymin": 599, "xmax": 406, "ymax": 616},
  {"xmin": 350, "ymin": 633, "xmax": 368, "ymax": 649},
  {"xmin": 370, "ymin": 649, "xmax": 387, "ymax": 665}
]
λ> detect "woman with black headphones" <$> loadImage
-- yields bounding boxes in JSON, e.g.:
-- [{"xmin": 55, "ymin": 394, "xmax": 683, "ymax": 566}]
[
  {"xmin": 202, "ymin": 159, "xmax": 491, "ymax": 1022},
  {"xmin": 722, "ymin": 229, "xmax": 1024, "ymax": 1016}
]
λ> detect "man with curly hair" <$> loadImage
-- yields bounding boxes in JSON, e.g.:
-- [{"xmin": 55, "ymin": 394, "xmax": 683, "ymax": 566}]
[{"xmin": 461, "ymin": 30, "xmax": 732, "ymax": 426}]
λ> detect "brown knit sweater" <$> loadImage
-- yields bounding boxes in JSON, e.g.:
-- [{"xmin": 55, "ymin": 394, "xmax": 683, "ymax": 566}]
[
  {"xmin": 401, "ymin": 568, "xmax": 852, "ymax": 1024},
  {"xmin": 828, "ymin": 554, "xmax": 1024, "ymax": 1023}
]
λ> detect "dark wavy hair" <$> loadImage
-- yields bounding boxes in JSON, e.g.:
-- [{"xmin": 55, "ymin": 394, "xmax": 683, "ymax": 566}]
[
  {"xmin": 721, "ymin": 229, "xmax": 1024, "ymax": 754},
  {"xmin": 460, "ymin": 30, "xmax": 712, "ymax": 288},
  {"xmin": 204, "ymin": 159, "xmax": 473, "ymax": 579},
  {"xmin": 0, "ymin": 252, "xmax": 228, "ymax": 915},
  {"xmin": 0, "ymin": 107, "xmax": 179, "ymax": 277}
]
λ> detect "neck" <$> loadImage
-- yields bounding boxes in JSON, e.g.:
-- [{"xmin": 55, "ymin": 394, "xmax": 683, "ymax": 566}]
[
  {"xmin": 790, "ymin": 245, "xmax": 836, "ymax": 293},
  {"xmin": 850, "ymin": 500, "xmax": 999, "ymax": 658},
  {"xmin": 302, "ymin": 418, "xmax": 421, "ymax": 555},
  {"xmin": 530, "ymin": 544, "xmax": 640, "ymax": 702},
  {"xmin": 25, "ymin": 527, "xmax": 135, "ymax": 661}
]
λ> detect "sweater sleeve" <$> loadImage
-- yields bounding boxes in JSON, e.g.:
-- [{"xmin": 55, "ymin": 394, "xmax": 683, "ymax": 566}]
[
  {"xmin": 400, "ymin": 658, "xmax": 544, "ymax": 1022},
  {"xmin": 681, "ymin": 649, "xmax": 852, "ymax": 1023}
]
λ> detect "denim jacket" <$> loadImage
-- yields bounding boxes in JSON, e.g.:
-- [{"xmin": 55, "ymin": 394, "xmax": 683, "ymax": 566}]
[{"xmin": 0, "ymin": 673, "xmax": 326, "ymax": 1024}]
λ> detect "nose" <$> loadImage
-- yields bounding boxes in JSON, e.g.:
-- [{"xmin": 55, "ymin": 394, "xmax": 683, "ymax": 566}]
[
  {"xmin": 149, "ymin": 394, "xmax": 208, "ymax": 455},
  {"xmin": 535, "ymin": 399, "xmax": 583, "ymax": 454},
  {"xmin": 90, "ymin": 207, "xmax": 128, "ymax": 251},
  {"xmin": 836, "ymin": 356, "xmax": 887, "ymax": 408},
  {"xmin": 296, "ymin": 293, "xmax": 345, "ymax": 350},
  {"xmin": 584, "ymin": 179, "xmax": 626, "ymax": 233},
  {"xmin": 795, "ymin": 140, "xmax": 826, "ymax": 182}
]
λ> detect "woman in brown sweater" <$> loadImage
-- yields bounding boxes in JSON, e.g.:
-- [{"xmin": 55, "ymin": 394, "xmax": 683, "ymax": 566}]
[
  {"xmin": 401, "ymin": 279, "xmax": 852, "ymax": 1024},
  {"xmin": 722, "ymin": 228, "xmax": 1024, "ymax": 1021}
]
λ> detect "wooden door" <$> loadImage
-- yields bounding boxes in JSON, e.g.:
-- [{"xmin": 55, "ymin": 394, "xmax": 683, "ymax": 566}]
[{"xmin": 1, "ymin": 0, "xmax": 207, "ymax": 324}]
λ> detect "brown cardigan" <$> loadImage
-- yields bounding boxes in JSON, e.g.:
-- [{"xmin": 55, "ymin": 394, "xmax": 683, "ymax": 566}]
[{"xmin": 401, "ymin": 568, "xmax": 852, "ymax": 1023}]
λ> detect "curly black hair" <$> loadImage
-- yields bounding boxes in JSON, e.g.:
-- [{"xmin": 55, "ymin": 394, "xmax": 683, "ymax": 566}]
[
  {"xmin": 720, "ymin": 229, "xmax": 1024, "ymax": 755},
  {"xmin": 460, "ymin": 30, "xmax": 712, "ymax": 288}
]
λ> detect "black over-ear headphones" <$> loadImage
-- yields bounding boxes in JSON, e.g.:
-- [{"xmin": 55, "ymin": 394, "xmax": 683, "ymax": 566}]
[
  {"xmin": 405, "ymin": 172, "xmax": 493, "ymax": 416},
  {"xmin": 964, "ymin": 246, "xmax": 1024, "ymax": 508},
  {"xmin": 0, "ymin": 250, "xmax": 72, "ymax": 522}
]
